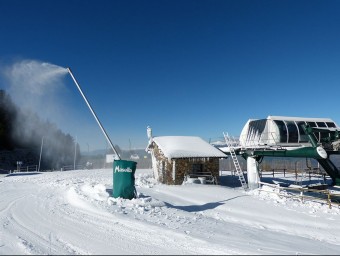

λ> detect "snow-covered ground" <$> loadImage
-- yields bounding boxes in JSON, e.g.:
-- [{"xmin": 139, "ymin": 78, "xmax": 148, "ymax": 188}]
[{"xmin": 1, "ymin": 169, "xmax": 340, "ymax": 255}]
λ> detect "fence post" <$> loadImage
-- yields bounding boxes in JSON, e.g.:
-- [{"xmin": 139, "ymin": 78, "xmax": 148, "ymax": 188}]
[
  {"xmin": 327, "ymin": 191, "xmax": 332, "ymax": 209},
  {"xmin": 295, "ymin": 168, "xmax": 298, "ymax": 180}
]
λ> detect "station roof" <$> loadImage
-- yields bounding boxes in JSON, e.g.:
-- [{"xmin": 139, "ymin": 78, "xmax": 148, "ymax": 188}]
[{"xmin": 267, "ymin": 116, "xmax": 335, "ymax": 123}]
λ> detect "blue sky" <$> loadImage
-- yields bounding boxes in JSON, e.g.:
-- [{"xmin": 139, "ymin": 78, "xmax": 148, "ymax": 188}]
[{"xmin": 0, "ymin": 0, "xmax": 340, "ymax": 151}]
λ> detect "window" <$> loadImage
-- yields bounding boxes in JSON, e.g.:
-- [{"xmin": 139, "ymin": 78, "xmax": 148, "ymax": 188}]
[
  {"xmin": 316, "ymin": 122, "xmax": 329, "ymax": 141},
  {"xmin": 326, "ymin": 122, "xmax": 336, "ymax": 128},
  {"xmin": 286, "ymin": 121, "xmax": 299, "ymax": 143},
  {"xmin": 296, "ymin": 121, "xmax": 309, "ymax": 143},
  {"xmin": 326, "ymin": 122, "xmax": 337, "ymax": 140},
  {"xmin": 307, "ymin": 122, "xmax": 319, "ymax": 142},
  {"xmin": 316, "ymin": 122, "xmax": 326, "ymax": 127},
  {"xmin": 273, "ymin": 120, "xmax": 287, "ymax": 143},
  {"xmin": 192, "ymin": 163, "xmax": 203, "ymax": 173}
]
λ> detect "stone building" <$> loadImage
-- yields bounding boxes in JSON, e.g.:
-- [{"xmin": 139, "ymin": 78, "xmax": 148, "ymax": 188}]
[{"xmin": 146, "ymin": 134, "xmax": 227, "ymax": 185}]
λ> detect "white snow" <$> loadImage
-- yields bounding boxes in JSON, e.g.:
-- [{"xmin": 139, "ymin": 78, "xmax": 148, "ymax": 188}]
[
  {"xmin": 152, "ymin": 136, "xmax": 227, "ymax": 159},
  {"xmin": 1, "ymin": 169, "xmax": 340, "ymax": 255}
]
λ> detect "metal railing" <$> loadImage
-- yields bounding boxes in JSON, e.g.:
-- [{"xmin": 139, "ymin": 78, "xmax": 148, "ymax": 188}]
[
  {"xmin": 14, "ymin": 165, "xmax": 38, "ymax": 172},
  {"xmin": 62, "ymin": 164, "xmax": 85, "ymax": 171}
]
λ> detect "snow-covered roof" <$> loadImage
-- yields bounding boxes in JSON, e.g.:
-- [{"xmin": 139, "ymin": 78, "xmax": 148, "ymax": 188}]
[
  {"xmin": 152, "ymin": 136, "xmax": 227, "ymax": 159},
  {"xmin": 267, "ymin": 116, "xmax": 335, "ymax": 123}
]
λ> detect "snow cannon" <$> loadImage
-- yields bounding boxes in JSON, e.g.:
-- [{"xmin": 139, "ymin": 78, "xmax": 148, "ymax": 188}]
[{"xmin": 67, "ymin": 67, "xmax": 137, "ymax": 199}]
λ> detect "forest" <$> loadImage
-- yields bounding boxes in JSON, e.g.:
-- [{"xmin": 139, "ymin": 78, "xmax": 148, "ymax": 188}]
[{"xmin": 0, "ymin": 89, "xmax": 80, "ymax": 171}]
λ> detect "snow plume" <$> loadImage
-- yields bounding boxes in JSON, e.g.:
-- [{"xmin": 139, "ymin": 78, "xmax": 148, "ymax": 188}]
[
  {"xmin": 0, "ymin": 60, "xmax": 75, "ymax": 168},
  {"xmin": 2, "ymin": 59, "xmax": 69, "ymax": 122},
  {"xmin": 2, "ymin": 58, "xmax": 68, "ymax": 126},
  {"xmin": 3, "ymin": 59, "xmax": 68, "ymax": 112}
]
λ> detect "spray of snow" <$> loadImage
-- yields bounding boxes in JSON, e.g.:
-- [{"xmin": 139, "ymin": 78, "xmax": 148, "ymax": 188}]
[
  {"xmin": 2, "ymin": 59, "xmax": 68, "ymax": 119},
  {"xmin": 0, "ymin": 60, "xmax": 76, "ymax": 168},
  {"xmin": 4, "ymin": 60, "xmax": 67, "ymax": 95},
  {"xmin": 1, "ymin": 59, "xmax": 69, "ymax": 138}
]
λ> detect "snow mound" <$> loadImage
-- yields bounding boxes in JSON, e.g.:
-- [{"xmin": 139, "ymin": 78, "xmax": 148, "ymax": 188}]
[
  {"xmin": 81, "ymin": 183, "xmax": 109, "ymax": 201},
  {"xmin": 135, "ymin": 173, "xmax": 158, "ymax": 188},
  {"xmin": 249, "ymin": 185, "xmax": 288, "ymax": 204},
  {"xmin": 107, "ymin": 195, "xmax": 165, "ymax": 215}
]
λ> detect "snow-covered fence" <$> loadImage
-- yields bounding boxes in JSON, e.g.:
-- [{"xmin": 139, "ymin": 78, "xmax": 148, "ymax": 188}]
[
  {"xmin": 15, "ymin": 165, "xmax": 38, "ymax": 172},
  {"xmin": 258, "ymin": 181, "xmax": 340, "ymax": 209},
  {"xmin": 62, "ymin": 164, "xmax": 84, "ymax": 171}
]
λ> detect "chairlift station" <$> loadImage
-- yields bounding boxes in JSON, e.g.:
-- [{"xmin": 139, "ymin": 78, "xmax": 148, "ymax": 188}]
[{"xmin": 220, "ymin": 116, "xmax": 340, "ymax": 189}]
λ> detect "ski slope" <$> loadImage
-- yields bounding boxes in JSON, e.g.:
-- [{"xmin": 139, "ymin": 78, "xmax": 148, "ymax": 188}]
[{"xmin": 1, "ymin": 169, "xmax": 340, "ymax": 255}]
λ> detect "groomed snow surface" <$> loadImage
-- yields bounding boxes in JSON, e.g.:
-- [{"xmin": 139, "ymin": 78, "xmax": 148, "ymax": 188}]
[{"xmin": 1, "ymin": 169, "xmax": 340, "ymax": 255}]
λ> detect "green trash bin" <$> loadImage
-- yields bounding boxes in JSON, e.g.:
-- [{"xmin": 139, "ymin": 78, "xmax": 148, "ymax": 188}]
[{"xmin": 113, "ymin": 160, "xmax": 137, "ymax": 199}]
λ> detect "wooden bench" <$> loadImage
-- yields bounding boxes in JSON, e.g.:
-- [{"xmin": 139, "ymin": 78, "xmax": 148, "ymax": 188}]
[{"xmin": 184, "ymin": 171, "xmax": 217, "ymax": 185}]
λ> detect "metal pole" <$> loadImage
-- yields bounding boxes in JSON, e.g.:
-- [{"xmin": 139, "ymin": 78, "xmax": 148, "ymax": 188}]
[
  {"xmin": 74, "ymin": 135, "xmax": 77, "ymax": 170},
  {"xmin": 67, "ymin": 67, "xmax": 121, "ymax": 160},
  {"xmin": 38, "ymin": 136, "xmax": 44, "ymax": 172}
]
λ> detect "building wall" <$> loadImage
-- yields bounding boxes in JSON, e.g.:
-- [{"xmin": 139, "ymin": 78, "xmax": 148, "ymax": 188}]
[
  {"xmin": 150, "ymin": 143, "xmax": 169, "ymax": 184},
  {"xmin": 151, "ymin": 143, "xmax": 220, "ymax": 185}
]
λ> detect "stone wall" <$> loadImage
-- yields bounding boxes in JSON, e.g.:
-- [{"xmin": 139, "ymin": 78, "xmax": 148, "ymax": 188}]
[
  {"xmin": 170, "ymin": 158, "xmax": 220, "ymax": 185},
  {"xmin": 150, "ymin": 143, "xmax": 168, "ymax": 184}
]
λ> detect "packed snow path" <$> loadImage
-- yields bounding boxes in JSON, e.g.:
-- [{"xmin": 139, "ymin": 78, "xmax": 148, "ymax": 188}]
[{"xmin": 1, "ymin": 169, "xmax": 340, "ymax": 255}]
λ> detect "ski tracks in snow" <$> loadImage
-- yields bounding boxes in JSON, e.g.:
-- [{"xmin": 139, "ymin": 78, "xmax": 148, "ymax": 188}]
[
  {"xmin": 2, "ymin": 170, "xmax": 340, "ymax": 255},
  {"xmin": 1, "ymin": 175, "xmax": 231, "ymax": 254}
]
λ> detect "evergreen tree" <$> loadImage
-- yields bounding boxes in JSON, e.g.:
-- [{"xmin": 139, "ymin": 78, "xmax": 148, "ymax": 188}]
[{"xmin": 0, "ymin": 90, "xmax": 17, "ymax": 149}]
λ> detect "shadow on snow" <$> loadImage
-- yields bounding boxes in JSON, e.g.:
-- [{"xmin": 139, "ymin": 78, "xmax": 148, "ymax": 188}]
[
  {"xmin": 6, "ymin": 172, "xmax": 42, "ymax": 177},
  {"xmin": 163, "ymin": 195, "xmax": 249, "ymax": 212}
]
